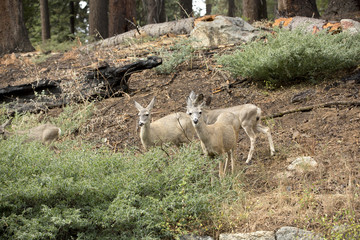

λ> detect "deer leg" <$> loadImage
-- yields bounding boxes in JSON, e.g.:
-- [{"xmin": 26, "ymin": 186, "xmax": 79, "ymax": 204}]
[
  {"xmin": 242, "ymin": 125, "xmax": 256, "ymax": 164},
  {"xmin": 256, "ymin": 123, "xmax": 275, "ymax": 156}
]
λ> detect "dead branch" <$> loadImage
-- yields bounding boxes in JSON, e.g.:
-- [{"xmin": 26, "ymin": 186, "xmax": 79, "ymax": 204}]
[{"xmin": 262, "ymin": 101, "xmax": 360, "ymax": 120}]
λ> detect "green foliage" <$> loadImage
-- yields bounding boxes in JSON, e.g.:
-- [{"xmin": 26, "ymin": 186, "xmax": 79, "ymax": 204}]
[
  {"xmin": 216, "ymin": 29, "xmax": 360, "ymax": 89},
  {"xmin": 0, "ymin": 136, "xmax": 241, "ymax": 239},
  {"xmin": 155, "ymin": 39, "xmax": 195, "ymax": 74}
]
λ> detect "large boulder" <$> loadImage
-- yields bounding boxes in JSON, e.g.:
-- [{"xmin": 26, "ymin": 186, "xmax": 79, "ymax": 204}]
[
  {"xmin": 190, "ymin": 16, "xmax": 259, "ymax": 47},
  {"xmin": 220, "ymin": 231, "xmax": 275, "ymax": 240},
  {"xmin": 276, "ymin": 227, "xmax": 323, "ymax": 240}
]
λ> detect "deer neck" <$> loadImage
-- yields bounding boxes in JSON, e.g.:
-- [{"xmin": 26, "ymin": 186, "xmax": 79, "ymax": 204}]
[
  {"xmin": 139, "ymin": 121, "xmax": 153, "ymax": 148},
  {"xmin": 193, "ymin": 118, "xmax": 213, "ymax": 146}
]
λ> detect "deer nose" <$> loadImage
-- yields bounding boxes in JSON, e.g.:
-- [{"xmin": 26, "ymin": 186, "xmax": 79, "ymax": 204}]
[
  {"xmin": 193, "ymin": 118, "xmax": 199, "ymax": 124},
  {"xmin": 139, "ymin": 121, "xmax": 144, "ymax": 127}
]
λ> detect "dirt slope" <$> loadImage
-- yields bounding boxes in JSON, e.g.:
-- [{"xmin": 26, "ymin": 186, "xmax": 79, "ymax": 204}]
[{"xmin": 1, "ymin": 35, "xmax": 359, "ymax": 235}]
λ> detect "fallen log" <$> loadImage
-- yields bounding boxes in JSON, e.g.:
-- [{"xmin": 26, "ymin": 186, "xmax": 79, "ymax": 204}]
[
  {"xmin": 263, "ymin": 101, "xmax": 360, "ymax": 120},
  {"xmin": 1, "ymin": 56, "xmax": 162, "ymax": 115}
]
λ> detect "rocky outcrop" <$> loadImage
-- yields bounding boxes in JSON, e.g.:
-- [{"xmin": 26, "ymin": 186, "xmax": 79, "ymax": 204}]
[{"xmin": 190, "ymin": 16, "xmax": 259, "ymax": 47}]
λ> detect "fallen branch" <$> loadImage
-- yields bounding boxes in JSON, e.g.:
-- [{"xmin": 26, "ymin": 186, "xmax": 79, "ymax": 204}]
[{"xmin": 263, "ymin": 101, "xmax": 360, "ymax": 120}]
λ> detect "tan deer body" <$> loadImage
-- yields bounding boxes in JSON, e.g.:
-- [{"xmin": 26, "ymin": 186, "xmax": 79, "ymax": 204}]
[
  {"xmin": 187, "ymin": 97, "xmax": 240, "ymax": 178},
  {"xmin": 0, "ymin": 119, "xmax": 61, "ymax": 145},
  {"xmin": 189, "ymin": 91, "xmax": 275, "ymax": 164},
  {"xmin": 135, "ymin": 97, "xmax": 195, "ymax": 150}
]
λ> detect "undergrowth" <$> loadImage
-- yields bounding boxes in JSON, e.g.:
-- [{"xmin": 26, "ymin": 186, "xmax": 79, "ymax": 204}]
[
  {"xmin": 216, "ymin": 29, "xmax": 360, "ymax": 88},
  {"xmin": 0, "ymin": 137, "xmax": 242, "ymax": 239}
]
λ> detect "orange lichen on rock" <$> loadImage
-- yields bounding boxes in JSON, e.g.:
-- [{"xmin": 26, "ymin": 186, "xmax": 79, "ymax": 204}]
[
  {"xmin": 323, "ymin": 22, "xmax": 342, "ymax": 33},
  {"xmin": 273, "ymin": 17, "xmax": 293, "ymax": 27},
  {"xmin": 194, "ymin": 15, "xmax": 218, "ymax": 26}
]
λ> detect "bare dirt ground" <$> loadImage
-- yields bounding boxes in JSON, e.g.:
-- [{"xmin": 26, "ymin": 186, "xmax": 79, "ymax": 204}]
[{"xmin": 1, "ymin": 35, "xmax": 359, "ymax": 235}]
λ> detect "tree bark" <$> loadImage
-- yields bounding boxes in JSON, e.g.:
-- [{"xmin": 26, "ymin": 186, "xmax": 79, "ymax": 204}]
[
  {"xmin": 40, "ymin": 0, "xmax": 51, "ymax": 42},
  {"xmin": 228, "ymin": 0, "xmax": 236, "ymax": 17},
  {"xmin": 243, "ymin": 0, "xmax": 267, "ymax": 23},
  {"xmin": 89, "ymin": 0, "xmax": 109, "ymax": 39},
  {"xmin": 277, "ymin": 0, "xmax": 320, "ymax": 18},
  {"xmin": 179, "ymin": 0, "xmax": 193, "ymax": 18},
  {"xmin": 144, "ymin": 0, "xmax": 166, "ymax": 24},
  {"xmin": 206, "ymin": 0, "xmax": 212, "ymax": 15},
  {"xmin": 0, "ymin": 0, "xmax": 34, "ymax": 55},
  {"xmin": 322, "ymin": 0, "xmax": 360, "ymax": 21},
  {"xmin": 109, "ymin": 0, "xmax": 136, "ymax": 36},
  {"xmin": 69, "ymin": 1, "xmax": 76, "ymax": 36}
]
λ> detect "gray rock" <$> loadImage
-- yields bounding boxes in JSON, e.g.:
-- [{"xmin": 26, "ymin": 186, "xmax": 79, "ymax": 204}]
[
  {"xmin": 220, "ymin": 231, "xmax": 275, "ymax": 240},
  {"xmin": 180, "ymin": 234, "xmax": 214, "ymax": 240},
  {"xmin": 287, "ymin": 156, "xmax": 318, "ymax": 173},
  {"xmin": 276, "ymin": 226, "xmax": 323, "ymax": 240},
  {"xmin": 190, "ymin": 16, "xmax": 259, "ymax": 47},
  {"xmin": 341, "ymin": 19, "xmax": 360, "ymax": 34},
  {"xmin": 284, "ymin": 17, "xmax": 326, "ymax": 33}
]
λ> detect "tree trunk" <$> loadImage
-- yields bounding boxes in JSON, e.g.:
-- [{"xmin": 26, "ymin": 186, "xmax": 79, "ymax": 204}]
[
  {"xmin": 243, "ymin": 0, "xmax": 267, "ymax": 23},
  {"xmin": 89, "ymin": 0, "xmax": 109, "ymax": 40},
  {"xmin": 277, "ymin": 0, "xmax": 320, "ymax": 18},
  {"xmin": 0, "ymin": 0, "xmax": 34, "ymax": 55},
  {"xmin": 228, "ymin": 0, "xmax": 236, "ymax": 17},
  {"xmin": 206, "ymin": 0, "xmax": 212, "ymax": 15},
  {"xmin": 69, "ymin": 1, "xmax": 75, "ymax": 36},
  {"xmin": 144, "ymin": 0, "xmax": 166, "ymax": 24},
  {"xmin": 179, "ymin": 0, "xmax": 193, "ymax": 18},
  {"xmin": 40, "ymin": 0, "xmax": 51, "ymax": 42},
  {"xmin": 322, "ymin": 0, "xmax": 360, "ymax": 21},
  {"xmin": 109, "ymin": 0, "xmax": 136, "ymax": 36}
]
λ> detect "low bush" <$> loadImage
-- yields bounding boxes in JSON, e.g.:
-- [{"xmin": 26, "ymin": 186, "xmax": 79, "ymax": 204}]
[
  {"xmin": 0, "ymin": 138, "xmax": 242, "ymax": 239},
  {"xmin": 216, "ymin": 29, "xmax": 360, "ymax": 88}
]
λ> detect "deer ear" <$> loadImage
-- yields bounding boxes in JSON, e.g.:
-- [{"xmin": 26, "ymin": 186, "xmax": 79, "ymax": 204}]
[
  {"xmin": 147, "ymin": 97, "xmax": 156, "ymax": 110},
  {"xmin": 205, "ymin": 96, "xmax": 212, "ymax": 106},
  {"xmin": 134, "ymin": 101, "xmax": 143, "ymax": 111},
  {"xmin": 189, "ymin": 91, "xmax": 196, "ymax": 101}
]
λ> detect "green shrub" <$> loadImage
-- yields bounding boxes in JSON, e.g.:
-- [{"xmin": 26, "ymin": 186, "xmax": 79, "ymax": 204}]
[
  {"xmin": 216, "ymin": 29, "xmax": 360, "ymax": 88},
  {"xmin": 0, "ymin": 138, "xmax": 242, "ymax": 239},
  {"xmin": 155, "ymin": 39, "xmax": 195, "ymax": 74}
]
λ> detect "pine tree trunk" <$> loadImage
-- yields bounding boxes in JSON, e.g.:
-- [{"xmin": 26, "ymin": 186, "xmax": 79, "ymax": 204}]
[
  {"xmin": 206, "ymin": 0, "xmax": 212, "ymax": 15},
  {"xmin": 179, "ymin": 0, "xmax": 193, "ymax": 18},
  {"xmin": 243, "ymin": 0, "xmax": 267, "ymax": 23},
  {"xmin": 69, "ymin": 1, "xmax": 75, "ymax": 36},
  {"xmin": 109, "ymin": 0, "xmax": 136, "ymax": 36},
  {"xmin": 40, "ymin": 0, "xmax": 51, "ymax": 42},
  {"xmin": 0, "ymin": 0, "xmax": 34, "ymax": 55},
  {"xmin": 322, "ymin": 0, "xmax": 360, "ymax": 21},
  {"xmin": 89, "ymin": 0, "xmax": 109, "ymax": 39},
  {"xmin": 277, "ymin": 0, "xmax": 320, "ymax": 18},
  {"xmin": 228, "ymin": 0, "xmax": 236, "ymax": 17}
]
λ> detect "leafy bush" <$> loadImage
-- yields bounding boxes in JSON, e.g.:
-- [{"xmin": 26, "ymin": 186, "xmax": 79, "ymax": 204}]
[
  {"xmin": 216, "ymin": 29, "xmax": 360, "ymax": 88},
  {"xmin": 155, "ymin": 39, "xmax": 195, "ymax": 74},
  {"xmin": 0, "ymin": 137, "xmax": 241, "ymax": 239}
]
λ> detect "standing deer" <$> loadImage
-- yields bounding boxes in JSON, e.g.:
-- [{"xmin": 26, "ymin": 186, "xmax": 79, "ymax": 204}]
[
  {"xmin": 134, "ymin": 97, "xmax": 195, "ymax": 150},
  {"xmin": 186, "ymin": 95, "xmax": 240, "ymax": 178},
  {"xmin": 0, "ymin": 118, "xmax": 61, "ymax": 145},
  {"xmin": 188, "ymin": 91, "xmax": 275, "ymax": 164}
]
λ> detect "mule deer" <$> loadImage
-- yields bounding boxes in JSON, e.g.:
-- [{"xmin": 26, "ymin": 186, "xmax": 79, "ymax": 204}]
[
  {"xmin": 188, "ymin": 91, "xmax": 275, "ymax": 164},
  {"xmin": 186, "ymin": 97, "xmax": 240, "ymax": 178},
  {"xmin": 0, "ymin": 118, "xmax": 61, "ymax": 145},
  {"xmin": 134, "ymin": 97, "xmax": 195, "ymax": 150}
]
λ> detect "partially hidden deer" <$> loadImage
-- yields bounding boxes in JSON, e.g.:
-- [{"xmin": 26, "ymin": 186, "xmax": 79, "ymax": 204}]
[
  {"xmin": 134, "ymin": 97, "xmax": 195, "ymax": 150},
  {"xmin": 188, "ymin": 91, "xmax": 275, "ymax": 164},
  {"xmin": 186, "ymin": 95, "xmax": 240, "ymax": 178},
  {"xmin": 0, "ymin": 118, "xmax": 61, "ymax": 145}
]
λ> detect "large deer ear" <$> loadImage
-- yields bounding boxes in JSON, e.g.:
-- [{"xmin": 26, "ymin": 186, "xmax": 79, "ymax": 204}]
[
  {"xmin": 205, "ymin": 96, "xmax": 212, "ymax": 106},
  {"xmin": 189, "ymin": 91, "xmax": 197, "ymax": 101},
  {"xmin": 134, "ymin": 101, "xmax": 143, "ymax": 111},
  {"xmin": 186, "ymin": 95, "xmax": 193, "ymax": 108},
  {"xmin": 147, "ymin": 97, "xmax": 156, "ymax": 110},
  {"xmin": 194, "ymin": 93, "xmax": 204, "ymax": 105}
]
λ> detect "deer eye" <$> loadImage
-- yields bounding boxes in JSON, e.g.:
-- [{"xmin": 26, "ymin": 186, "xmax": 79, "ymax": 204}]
[
  {"xmin": 188, "ymin": 112, "xmax": 192, "ymax": 115},
  {"xmin": 199, "ymin": 111, "xmax": 202, "ymax": 115},
  {"xmin": 145, "ymin": 114, "xmax": 149, "ymax": 116}
]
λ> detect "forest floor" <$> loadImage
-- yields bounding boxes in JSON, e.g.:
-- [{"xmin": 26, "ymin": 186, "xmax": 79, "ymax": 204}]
[{"xmin": 1, "ymin": 32, "xmax": 360, "ymax": 236}]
